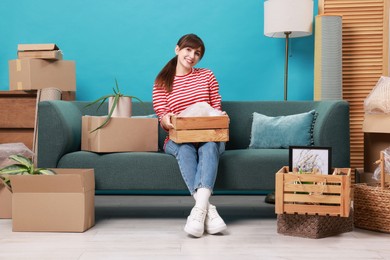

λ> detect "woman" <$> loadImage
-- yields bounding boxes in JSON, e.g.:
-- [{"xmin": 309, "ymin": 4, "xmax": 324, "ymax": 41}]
[{"xmin": 152, "ymin": 34, "xmax": 227, "ymax": 237}]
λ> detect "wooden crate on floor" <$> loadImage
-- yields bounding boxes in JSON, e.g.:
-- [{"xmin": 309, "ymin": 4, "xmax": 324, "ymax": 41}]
[{"xmin": 275, "ymin": 166, "xmax": 352, "ymax": 217}]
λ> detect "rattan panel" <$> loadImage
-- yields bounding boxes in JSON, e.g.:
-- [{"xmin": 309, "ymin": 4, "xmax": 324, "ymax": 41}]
[{"xmin": 319, "ymin": 0, "xmax": 389, "ymax": 170}]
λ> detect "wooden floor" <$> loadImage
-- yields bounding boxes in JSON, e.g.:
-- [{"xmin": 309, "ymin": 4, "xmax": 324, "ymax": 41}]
[{"xmin": 1, "ymin": 195, "xmax": 390, "ymax": 259}]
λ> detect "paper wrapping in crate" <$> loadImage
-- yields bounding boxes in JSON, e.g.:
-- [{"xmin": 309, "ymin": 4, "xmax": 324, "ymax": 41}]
[
  {"xmin": 275, "ymin": 166, "xmax": 352, "ymax": 217},
  {"xmin": 169, "ymin": 115, "xmax": 229, "ymax": 143}
]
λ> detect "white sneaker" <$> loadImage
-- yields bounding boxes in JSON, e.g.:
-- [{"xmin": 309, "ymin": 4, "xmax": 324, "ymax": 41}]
[
  {"xmin": 184, "ymin": 206, "xmax": 207, "ymax": 237},
  {"xmin": 205, "ymin": 204, "xmax": 227, "ymax": 234}
]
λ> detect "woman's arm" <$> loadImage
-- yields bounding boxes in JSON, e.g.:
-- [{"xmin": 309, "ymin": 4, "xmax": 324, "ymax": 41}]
[
  {"xmin": 152, "ymin": 85, "xmax": 174, "ymax": 130},
  {"xmin": 208, "ymin": 70, "xmax": 222, "ymax": 111}
]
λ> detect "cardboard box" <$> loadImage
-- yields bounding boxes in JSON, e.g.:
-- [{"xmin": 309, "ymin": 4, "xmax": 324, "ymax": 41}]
[
  {"xmin": 363, "ymin": 114, "xmax": 390, "ymax": 172},
  {"xmin": 363, "ymin": 114, "xmax": 390, "ymax": 133},
  {"xmin": 0, "ymin": 181, "xmax": 12, "ymax": 219},
  {"xmin": 169, "ymin": 115, "xmax": 229, "ymax": 143},
  {"xmin": 17, "ymin": 43, "xmax": 62, "ymax": 60},
  {"xmin": 9, "ymin": 59, "xmax": 76, "ymax": 91},
  {"xmin": 10, "ymin": 168, "xmax": 95, "ymax": 232},
  {"xmin": 81, "ymin": 116, "xmax": 158, "ymax": 152},
  {"xmin": 364, "ymin": 133, "xmax": 390, "ymax": 173},
  {"xmin": 18, "ymin": 50, "xmax": 63, "ymax": 60},
  {"xmin": 17, "ymin": 43, "xmax": 59, "ymax": 51}
]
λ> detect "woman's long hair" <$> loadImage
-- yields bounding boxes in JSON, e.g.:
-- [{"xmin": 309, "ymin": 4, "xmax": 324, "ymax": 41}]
[{"xmin": 154, "ymin": 34, "xmax": 205, "ymax": 92}]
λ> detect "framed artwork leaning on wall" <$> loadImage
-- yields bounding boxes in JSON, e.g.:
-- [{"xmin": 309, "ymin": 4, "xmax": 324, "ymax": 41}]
[{"xmin": 289, "ymin": 146, "xmax": 332, "ymax": 175}]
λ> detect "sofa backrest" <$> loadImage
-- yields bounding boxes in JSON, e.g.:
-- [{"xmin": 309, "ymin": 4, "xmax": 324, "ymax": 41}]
[
  {"xmin": 222, "ymin": 101, "xmax": 348, "ymax": 150},
  {"xmin": 37, "ymin": 99, "xmax": 349, "ymax": 168},
  {"xmin": 70, "ymin": 100, "xmax": 349, "ymax": 152}
]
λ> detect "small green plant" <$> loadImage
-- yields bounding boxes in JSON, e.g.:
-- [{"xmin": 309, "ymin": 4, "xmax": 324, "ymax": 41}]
[
  {"xmin": 0, "ymin": 154, "xmax": 56, "ymax": 190},
  {"xmin": 85, "ymin": 78, "xmax": 143, "ymax": 132}
]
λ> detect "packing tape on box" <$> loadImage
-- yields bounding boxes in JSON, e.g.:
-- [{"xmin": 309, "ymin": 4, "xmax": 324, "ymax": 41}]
[
  {"xmin": 87, "ymin": 118, "xmax": 92, "ymax": 150},
  {"xmin": 16, "ymin": 60, "xmax": 21, "ymax": 71},
  {"xmin": 17, "ymin": 82, "xmax": 23, "ymax": 90}
]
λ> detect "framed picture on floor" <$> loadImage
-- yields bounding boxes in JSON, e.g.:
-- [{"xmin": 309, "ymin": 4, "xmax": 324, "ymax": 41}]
[{"xmin": 289, "ymin": 146, "xmax": 332, "ymax": 175}]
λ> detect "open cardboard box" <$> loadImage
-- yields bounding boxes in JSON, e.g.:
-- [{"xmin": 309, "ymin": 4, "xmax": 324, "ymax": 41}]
[
  {"xmin": 169, "ymin": 115, "xmax": 229, "ymax": 143},
  {"xmin": 10, "ymin": 168, "xmax": 95, "ymax": 232},
  {"xmin": 0, "ymin": 181, "xmax": 12, "ymax": 219},
  {"xmin": 363, "ymin": 113, "xmax": 390, "ymax": 172},
  {"xmin": 17, "ymin": 43, "xmax": 63, "ymax": 60}
]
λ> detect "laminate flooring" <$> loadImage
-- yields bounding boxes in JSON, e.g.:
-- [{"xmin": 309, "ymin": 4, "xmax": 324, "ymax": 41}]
[{"xmin": 1, "ymin": 195, "xmax": 390, "ymax": 260}]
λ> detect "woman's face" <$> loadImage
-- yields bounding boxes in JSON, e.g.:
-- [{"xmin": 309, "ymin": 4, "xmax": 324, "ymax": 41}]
[{"xmin": 175, "ymin": 45, "xmax": 202, "ymax": 74}]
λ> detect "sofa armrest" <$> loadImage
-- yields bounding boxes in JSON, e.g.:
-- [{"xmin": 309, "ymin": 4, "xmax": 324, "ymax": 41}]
[
  {"xmin": 313, "ymin": 100, "xmax": 350, "ymax": 167},
  {"xmin": 37, "ymin": 100, "xmax": 82, "ymax": 168}
]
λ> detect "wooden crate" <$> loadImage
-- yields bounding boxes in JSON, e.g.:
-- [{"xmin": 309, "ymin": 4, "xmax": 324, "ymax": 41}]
[
  {"xmin": 171, "ymin": 115, "xmax": 229, "ymax": 130},
  {"xmin": 169, "ymin": 116, "xmax": 229, "ymax": 143},
  {"xmin": 275, "ymin": 166, "xmax": 352, "ymax": 217}
]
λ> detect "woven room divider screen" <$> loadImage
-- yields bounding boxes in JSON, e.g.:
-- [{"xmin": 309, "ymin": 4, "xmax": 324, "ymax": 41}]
[{"xmin": 318, "ymin": 0, "xmax": 390, "ymax": 170}]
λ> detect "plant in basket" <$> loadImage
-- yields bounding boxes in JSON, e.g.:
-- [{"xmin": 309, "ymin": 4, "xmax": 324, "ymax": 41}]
[
  {"xmin": 85, "ymin": 78, "xmax": 143, "ymax": 133},
  {"xmin": 0, "ymin": 154, "xmax": 55, "ymax": 190}
]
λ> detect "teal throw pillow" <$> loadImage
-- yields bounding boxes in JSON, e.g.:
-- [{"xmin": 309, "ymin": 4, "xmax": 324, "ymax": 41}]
[{"xmin": 249, "ymin": 110, "xmax": 317, "ymax": 149}]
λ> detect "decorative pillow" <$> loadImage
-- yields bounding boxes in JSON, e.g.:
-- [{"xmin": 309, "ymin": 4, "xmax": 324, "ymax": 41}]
[{"xmin": 249, "ymin": 110, "xmax": 317, "ymax": 149}]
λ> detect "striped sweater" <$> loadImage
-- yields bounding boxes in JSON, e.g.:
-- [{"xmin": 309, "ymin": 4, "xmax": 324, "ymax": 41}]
[{"xmin": 152, "ymin": 68, "xmax": 222, "ymax": 124}]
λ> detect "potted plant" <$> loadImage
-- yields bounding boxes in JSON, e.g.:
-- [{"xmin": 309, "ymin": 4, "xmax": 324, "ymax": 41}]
[
  {"xmin": 0, "ymin": 154, "xmax": 55, "ymax": 190},
  {"xmin": 86, "ymin": 78, "xmax": 143, "ymax": 132}
]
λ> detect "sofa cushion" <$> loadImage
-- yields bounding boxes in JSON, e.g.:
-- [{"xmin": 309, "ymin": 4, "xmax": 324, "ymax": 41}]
[
  {"xmin": 57, "ymin": 151, "xmax": 187, "ymax": 191},
  {"xmin": 249, "ymin": 110, "xmax": 316, "ymax": 149},
  {"xmin": 216, "ymin": 149, "xmax": 289, "ymax": 191}
]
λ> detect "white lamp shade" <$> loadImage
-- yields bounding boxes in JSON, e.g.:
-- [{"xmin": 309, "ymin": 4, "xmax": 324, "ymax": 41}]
[{"xmin": 264, "ymin": 0, "xmax": 313, "ymax": 38}]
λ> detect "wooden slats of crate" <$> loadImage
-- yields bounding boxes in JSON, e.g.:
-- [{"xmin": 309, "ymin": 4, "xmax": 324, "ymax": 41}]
[
  {"xmin": 169, "ymin": 115, "xmax": 229, "ymax": 143},
  {"xmin": 275, "ymin": 166, "xmax": 352, "ymax": 217}
]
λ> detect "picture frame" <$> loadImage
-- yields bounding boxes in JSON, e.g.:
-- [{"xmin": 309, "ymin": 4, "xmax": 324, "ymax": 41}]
[{"xmin": 289, "ymin": 146, "xmax": 332, "ymax": 175}]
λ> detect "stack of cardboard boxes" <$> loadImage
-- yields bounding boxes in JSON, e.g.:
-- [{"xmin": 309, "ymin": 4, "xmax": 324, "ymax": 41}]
[
  {"xmin": 1, "ymin": 44, "xmax": 95, "ymax": 232},
  {"xmin": 1, "ymin": 43, "xmax": 76, "ymax": 150},
  {"xmin": 9, "ymin": 44, "xmax": 76, "ymax": 92}
]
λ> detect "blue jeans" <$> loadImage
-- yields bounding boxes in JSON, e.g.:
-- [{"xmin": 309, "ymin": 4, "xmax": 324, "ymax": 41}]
[{"xmin": 165, "ymin": 140, "xmax": 225, "ymax": 195}]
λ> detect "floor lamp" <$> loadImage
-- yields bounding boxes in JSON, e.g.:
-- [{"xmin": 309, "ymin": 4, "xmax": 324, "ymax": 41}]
[{"xmin": 264, "ymin": 0, "xmax": 313, "ymax": 101}]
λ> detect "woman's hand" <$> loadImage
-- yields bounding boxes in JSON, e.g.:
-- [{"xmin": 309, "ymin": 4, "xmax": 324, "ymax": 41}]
[{"xmin": 161, "ymin": 113, "xmax": 175, "ymax": 130}]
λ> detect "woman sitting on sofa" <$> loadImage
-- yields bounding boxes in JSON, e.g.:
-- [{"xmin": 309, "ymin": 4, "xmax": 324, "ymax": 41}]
[{"xmin": 152, "ymin": 33, "xmax": 227, "ymax": 238}]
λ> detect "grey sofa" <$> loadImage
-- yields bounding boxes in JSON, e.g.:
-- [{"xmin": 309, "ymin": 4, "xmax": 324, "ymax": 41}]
[{"xmin": 37, "ymin": 100, "xmax": 350, "ymax": 195}]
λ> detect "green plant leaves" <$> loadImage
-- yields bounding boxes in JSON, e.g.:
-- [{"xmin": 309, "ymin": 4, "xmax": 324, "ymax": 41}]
[
  {"xmin": 9, "ymin": 154, "xmax": 32, "ymax": 168},
  {"xmin": 35, "ymin": 169, "xmax": 56, "ymax": 175},
  {"xmin": 85, "ymin": 78, "xmax": 144, "ymax": 133},
  {"xmin": 0, "ymin": 155, "xmax": 57, "ymax": 190},
  {"xmin": 84, "ymin": 94, "xmax": 115, "ymax": 111},
  {"xmin": 0, "ymin": 164, "xmax": 29, "ymax": 175}
]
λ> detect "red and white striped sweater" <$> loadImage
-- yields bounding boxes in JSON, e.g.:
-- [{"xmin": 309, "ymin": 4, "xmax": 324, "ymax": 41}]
[{"xmin": 152, "ymin": 68, "xmax": 222, "ymax": 122}]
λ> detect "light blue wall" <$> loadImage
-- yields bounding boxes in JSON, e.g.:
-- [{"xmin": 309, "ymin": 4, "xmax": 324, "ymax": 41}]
[{"xmin": 0, "ymin": 0, "xmax": 318, "ymax": 101}]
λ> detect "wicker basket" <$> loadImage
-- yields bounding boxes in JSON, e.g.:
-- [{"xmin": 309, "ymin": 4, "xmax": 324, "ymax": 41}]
[
  {"xmin": 277, "ymin": 212, "xmax": 353, "ymax": 239},
  {"xmin": 354, "ymin": 151, "xmax": 390, "ymax": 233}
]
